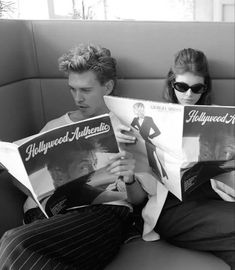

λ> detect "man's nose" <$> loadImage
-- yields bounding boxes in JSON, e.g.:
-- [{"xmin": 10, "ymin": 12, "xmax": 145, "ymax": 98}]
[{"xmin": 75, "ymin": 91, "xmax": 85, "ymax": 102}]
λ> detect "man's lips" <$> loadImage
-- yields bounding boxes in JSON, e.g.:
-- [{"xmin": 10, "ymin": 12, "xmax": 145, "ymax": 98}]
[{"xmin": 77, "ymin": 104, "xmax": 88, "ymax": 109}]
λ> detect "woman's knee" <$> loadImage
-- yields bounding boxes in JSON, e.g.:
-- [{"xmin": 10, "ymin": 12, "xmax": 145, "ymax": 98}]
[{"xmin": 206, "ymin": 201, "xmax": 235, "ymax": 234}]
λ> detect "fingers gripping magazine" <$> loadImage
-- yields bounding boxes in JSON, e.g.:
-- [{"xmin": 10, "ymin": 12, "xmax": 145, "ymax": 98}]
[
  {"xmin": 0, "ymin": 114, "xmax": 120, "ymax": 217},
  {"xmin": 104, "ymin": 96, "xmax": 235, "ymax": 200}
]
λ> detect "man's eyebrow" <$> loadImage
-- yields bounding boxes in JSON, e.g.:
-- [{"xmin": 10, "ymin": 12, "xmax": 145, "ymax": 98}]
[
  {"xmin": 68, "ymin": 85, "xmax": 92, "ymax": 90},
  {"xmin": 81, "ymin": 87, "xmax": 92, "ymax": 90}
]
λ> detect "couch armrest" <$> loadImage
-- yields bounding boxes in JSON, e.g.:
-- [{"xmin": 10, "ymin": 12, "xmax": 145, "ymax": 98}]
[{"xmin": 0, "ymin": 171, "xmax": 26, "ymax": 237}]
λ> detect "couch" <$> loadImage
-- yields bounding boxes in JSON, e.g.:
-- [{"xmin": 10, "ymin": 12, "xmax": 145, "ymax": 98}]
[{"xmin": 0, "ymin": 19, "xmax": 234, "ymax": 269}]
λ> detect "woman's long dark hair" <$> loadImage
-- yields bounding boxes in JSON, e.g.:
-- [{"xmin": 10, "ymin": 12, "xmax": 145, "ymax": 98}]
[{"xmin": 163, "ymin": 48, "xmax": 212, "ymax": 105}]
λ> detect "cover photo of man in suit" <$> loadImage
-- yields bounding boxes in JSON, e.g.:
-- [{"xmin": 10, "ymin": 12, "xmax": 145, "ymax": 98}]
[{"xmin": 131, "ymin": 102, "xmax": 168, "ymax": 181}]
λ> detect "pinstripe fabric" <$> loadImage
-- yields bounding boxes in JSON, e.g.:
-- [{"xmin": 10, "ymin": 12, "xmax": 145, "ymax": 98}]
[{"xmin": 0, "ymin": 205, "xmax": 131, "ymax": 270}]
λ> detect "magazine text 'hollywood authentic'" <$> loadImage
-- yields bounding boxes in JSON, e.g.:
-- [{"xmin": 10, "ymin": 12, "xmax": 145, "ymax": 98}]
[
  {"xmin": 186, "ymin": 110, "xmax": 235, "ymax": 126},
  {"xmin": 24, "ymin": 122, "xmax": 110, "ymax": 161}
]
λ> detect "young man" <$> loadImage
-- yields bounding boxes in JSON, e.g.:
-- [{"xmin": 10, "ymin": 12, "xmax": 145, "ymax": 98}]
[{"xmin": 0, "ymin": 44, "xmax": 141, "ymax": 270}]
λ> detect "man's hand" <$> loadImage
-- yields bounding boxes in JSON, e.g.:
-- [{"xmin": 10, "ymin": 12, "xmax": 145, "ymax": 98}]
[
  {"xmin": 114, "ymin": 124, "xmax": 136, "ymax": 144},
  {"xmin": 106, "ymin": 151, "xmax": 135, "ymax": 182}
]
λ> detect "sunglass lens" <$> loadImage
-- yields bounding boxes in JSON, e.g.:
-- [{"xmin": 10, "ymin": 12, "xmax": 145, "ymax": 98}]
[
  {"xmin": 191, "ymin": 84, "xmax": 206, "ymax": 94},
  {"xmin": 174, "ymin": 82, "xmax": 206, "ymax": 94},
  {"xmin": 174, "ymin": 82, "xmax": 188, "ymax": 92}
]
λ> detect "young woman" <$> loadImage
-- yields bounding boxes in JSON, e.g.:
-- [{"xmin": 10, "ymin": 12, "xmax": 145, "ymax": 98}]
[
  {"xmin": 163, "ymin": 48, "xmax": 212, "ymax": 105},
  {"xmin": 129, "ymin": 48, "xmax": 235, "ymax": 269},
  {"xmin": 161, "ymin": 48, "xmax": 234, "ymax": 268}
]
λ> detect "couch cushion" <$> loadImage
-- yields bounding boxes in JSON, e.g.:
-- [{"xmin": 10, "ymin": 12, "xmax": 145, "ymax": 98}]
[
  {"xmin": 0, "ymin": 80, "xmax": 44, "ymax": 141},
  {"xmin": 0, "ymin": 20, "xmax": 37, "ymax": 86},
  {"xmin": 105, "ymin": 239, "xmax": 229, "ymax": 270},
  {"xmin": 0, "ymin": 171, "xmax": 26, "ymax": 237}
]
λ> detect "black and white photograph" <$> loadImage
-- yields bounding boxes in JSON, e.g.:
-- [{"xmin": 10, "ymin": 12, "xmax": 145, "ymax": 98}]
[{"xmin": 0, "ymin": 1, "xmax": 234, "ymax": 269}]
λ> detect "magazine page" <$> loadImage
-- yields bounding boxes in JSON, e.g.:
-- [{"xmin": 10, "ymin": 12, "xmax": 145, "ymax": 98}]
[
  {"xmin": 104, "ymin": 96, "xmax": 185, "ymax": 200},
  {"xmin": 0, "ymin": 141, "xmax": 48, "ymax": 217},
  {"xmin": 17, "ymin": 114, "xmax": 121, "ymax": 216},
  {"xmin": 211, "ymin": 171, "xmax": 235, "ymax": 201},
  {"xmin": 181, "ymin": 105, "xmax": 235, "ymax": 199},
  {"xmin": 14, "ymin": 134, "xmax": 39, "ymax": 146}
]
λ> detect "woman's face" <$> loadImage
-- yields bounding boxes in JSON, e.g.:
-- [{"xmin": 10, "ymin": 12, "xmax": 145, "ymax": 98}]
[{"xmin": 174, "ymin": 72, "xmax": 205, "ymax": 105}]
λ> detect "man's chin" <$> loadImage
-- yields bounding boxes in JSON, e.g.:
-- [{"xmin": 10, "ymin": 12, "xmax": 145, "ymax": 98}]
[{"xmin": 77, "ymin": 108, "xmax": 92, "ymax": 118}]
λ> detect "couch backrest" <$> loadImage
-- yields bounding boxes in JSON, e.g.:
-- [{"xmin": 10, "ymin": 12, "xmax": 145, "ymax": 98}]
[
  {"xmin": 0, "ymin": 19, "xmax": 234, "ymax": 236},
  {"xmin": 0, "ymin": 20, "xmax": 234, "ymax": 141}
]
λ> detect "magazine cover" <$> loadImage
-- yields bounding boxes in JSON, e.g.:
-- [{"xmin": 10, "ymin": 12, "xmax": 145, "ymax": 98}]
[
  {"xmin": 105, "ymin": 96, "xmax": 235, "ymax": 200},
  {"xmin": 0, "ymin": 114, "xmax": 121, "ymax": 217},
  {"xmin": 181, "ymin": 105, "xmax": 235, "ymax": 197}
]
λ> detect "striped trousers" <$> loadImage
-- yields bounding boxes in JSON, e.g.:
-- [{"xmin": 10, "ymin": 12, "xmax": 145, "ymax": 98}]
[{"xmin": 0, "ymin": 205, "xmax": 131, "ymax": 270}]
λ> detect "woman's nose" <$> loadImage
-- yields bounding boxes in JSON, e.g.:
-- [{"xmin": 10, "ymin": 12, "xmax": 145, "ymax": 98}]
[{"xmin": 185, "ymin": 89, "xmax": 193, "ymax": 96}]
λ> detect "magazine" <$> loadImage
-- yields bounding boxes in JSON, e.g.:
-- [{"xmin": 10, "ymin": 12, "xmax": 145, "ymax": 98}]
[
  {"xmin": 104, "ymin": 96, "xmax": 235, "ymax": 200},
  {"xmin": 0, "ymin": 114, "xmax": 121, "ymax": 217}
]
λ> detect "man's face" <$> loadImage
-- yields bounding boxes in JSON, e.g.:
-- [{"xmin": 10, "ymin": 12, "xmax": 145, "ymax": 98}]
[
  {"xmin": 49, "ymin": 150, "xmax": 97, "ymax": 188},
  {"xmin": 49, "ymin": 166, "xmax": 70, "ymax": 188},
  {"xmin": 215, "ymin": 136, "xmax": 235, "ymax": 160},
  {"xmin": 134, "ymin": 106, "xmax": 145, "ymax": 118},
  {"xmin": 68, "ymin": 150, "xmax": 97, "ymax": 180},
  {"xmin": 68, "ymin": 71, "xmax": 112, "ymax": 119}
]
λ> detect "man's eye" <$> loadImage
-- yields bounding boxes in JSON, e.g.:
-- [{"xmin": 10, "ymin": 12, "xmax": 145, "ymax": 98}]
[{"xmin": 81, "ymin": 88, "xmax": 92, "ymax": 92}]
